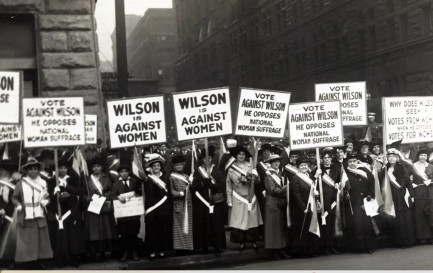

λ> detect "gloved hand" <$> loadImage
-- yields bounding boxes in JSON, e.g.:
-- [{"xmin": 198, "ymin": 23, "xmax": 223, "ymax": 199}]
[
  {"xmin": 40, "ymin": 199, "xmax": 49, "ymax": 207},
  {"xmin": 179, "ymin": 191, "xmax": 185, "ymax": 197},
  {"xmin": 424, "ymin": 179, "xmax": 432, "ymax": 186},
  {"xmin": 188, "ymin": 175, "xmax": 194, "ymax": 183},
  {"xmin": 54, "ymin": 186, "xmax": 61, "ymax": 195},
  {"xmin": 314, "ymin": 169, "xmax": 322, "ymax": 178},
  {"xmin": 314, "ymin": 190, "xmax": 320, "ymax": 197},
  {"xmin": 16, "ymin": 205, "xmax": 22, "ymax": 212},
  {"xmin": 118, "ymin": 195, "xmax": 127, "ymax": 203},
  {"xmin": 334, "ymin": 183, "xmax": 340, "ymax": 190},
  {"xmin": 251, "ymin": 169, "xmax": 258, "ymax": 177},
  {"xmin": 227, "ymin": 203, "xmax": 232, "ymax": 207},
  {"xmin": 0, "ymin": 209, "xmax": 5, "ymax": 215}
]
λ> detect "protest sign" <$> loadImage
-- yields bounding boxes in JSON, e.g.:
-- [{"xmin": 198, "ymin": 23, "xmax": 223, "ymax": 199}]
[
  {"xmin": 22, "ymin": 97, "xmax": 85, "ymax": 148},
  {"xmin": 0, "ymin": 71, "xmax": 21, "ymax": 124},
  {"xmin": 107, "ymin": 96, "xmax": 166, "ymax": 148},
  {"xmin": 235, "ymin": 88, "xmax": 291, "ymax": 138},
  {"xmin": 85, "ymin": 114, "xmax": 97, "ymax": 144},
  {"xmin": 0, "ymin": 125, "xmax": 22, "ymax": 143},
  {"xmin": 289, "ymin": 100, "xmax": 344, "ymax": 150},
  {"xmin": 382, "ymin": 96, "xmax": 433, "ymax": 144},
  {"xmin": 172, "ymin": 88, "xmax": 232, "ymax": 141},
  {"xmin": 315, "ymin": 81, "xmax": 367, "ymax": 126},
  {"xmin": 113, "ymin": 196, "xmax": 145, "ymax": 219}
]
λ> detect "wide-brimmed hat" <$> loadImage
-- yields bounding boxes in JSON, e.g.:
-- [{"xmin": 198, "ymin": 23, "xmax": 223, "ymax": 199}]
[
  {"xmin": 229, "ymin": 145, "xmax": 252, "ymax": 158},
  {"xmin": 144, "ymin": 153, "xmax": 165, "ymax": 168},
  {"xmin": 388, "ymin": 139, "xmax": 403, "ymax": 150},
  {"xmin": 21, "ymin": 157, "xmax": 43, "ymax": 170},
  {"xmin": 386, "ymin": 148, "xmax": 400, "ymax": 156},
  {"xmin": 321, "ymin": 147, "xmax": 335, "ymax": 158},
  {"xmin": 346, "ymin": 153, "xmax": 358, "ymax": 160},
  {"xmin": 264, "ymin": 154, "xmax": 282, "ymax": 163},
  {"xmin": 289, "ymin": 150, "xmax": 302, "ymax": 157},
  {"xmin": 356, "ymin": 140, "xmax": 371, "ymax": 153},
  {"xmin": 260, "ymin": 143, "xmax": 272, "ymax": 152},
  {"xmin": 172, "ymin": 154, "xmax": 186, "ymax": 164},
  {"xmin": 416, "ymin": 148, "xmax": 430, "ymax": 160}
]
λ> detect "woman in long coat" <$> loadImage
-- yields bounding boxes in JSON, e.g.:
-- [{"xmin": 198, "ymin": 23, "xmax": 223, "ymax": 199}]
[
  {"xmin": 411, "ymin": 148, "xmax": 433, "ymax": 243},
  {"xmin": 226, "ymin": 146, "xmax": 263, "ymax": 251},
  {"xmin": 289, "ymin": 156, "xmax": 319, "ymax": 258},
  {"xmin": 83, "ymin": 157, "xmax": 117, "ymax": 262},
  {"xmin": 169, "ymin": 154, "xmax": 193, "ymax": 253},
  {"xmin": 379, "ymin": 148, "xmax": 416, "ymax": 248},
  {"xmin": 191, "ymin": 146, "xmax": 226, "ymax": 254},
  {"xmin": 264, "ymin": 154, "xmax": 288, "ymax": 259},
  {"xmin": 11, "ymin": 157, "xmax": 53, "ymax": 268},
  {"xmin": 144, "ymin": 153, "xmax": 172, "ymax": 260}
]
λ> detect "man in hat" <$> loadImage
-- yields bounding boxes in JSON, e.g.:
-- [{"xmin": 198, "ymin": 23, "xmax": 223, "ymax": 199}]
[
  {"xmin": 191, "ymin": 146, "xmax": 226, "ymax": 254},
  {"xmin": 11, "ymin": 157, "xmax": 53, "ymax": 268},
  {"xmin": 356, "ymin": 141, "xmax": 374, "ymax": 172},
  {"xmin": 307, "ymin": 150, "xmax": 317, "ymax": 171},
  {"xmin": 218, "ymin": 139, "xmax": 237, "ymax": 174},
  {"xmin": 38, "ymin": 150, "xmax": 55, "ymax": 182},
  {"xmin": 288, "ymin": 150, "xmax": 301, "ymax": 167},
  {"xmin": 365, "ymin": 112, "xmax": 382, "ymax": 140},
  {"xmin": 111, "ymin": 164, "xmax": 142, "ymax": 262}
]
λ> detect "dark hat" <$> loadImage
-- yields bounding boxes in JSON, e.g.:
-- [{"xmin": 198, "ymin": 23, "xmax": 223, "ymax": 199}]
[
  {"xmin": 172, "ymin": 154, "xmax": 186, "ymax": 164},
  {"xmin": 117, "ymin": 164, "xmax": 131, "ymax": 172},
  {"xmin": 344, "ymin": 138, "xmax": 355, "ymax": 145},
  {"xmin": 260, "ymin": 143, "xmax": 272, "ymax": 152},
  {"xmin": 289, "ymin": 150, "xmax": 302, "ymax": 157},
  {"xmin": 307, "ymin": 149, "xmax": 316, "ymax": 155},
  {"xmin": 199, "ymin": 145, "xmax": 216, "ymax": 159},
  {"xmin": 37, "ymin": 149, "xmax": 54, "ymax": 160},
  {"xmin": 21, "ymin": 156, "xmax": 43, "ymax": 170},
  {"xmin": 370, "ymin": 138, "xmax": 382, "ymax": 148},
  {"xmin": 388, "ymin": 139, "xmax": 403, "ymax": 150},
  {"xmin": 271, "ymin": 146, "xmax": 282, "ymax": 155},
  {"xmin": 296, "ymin": 155, "xmax": 310, "ymax": 166},
  {"xmin": 346, "ymin": 153, "xmax": 358, "ymax": 160},
  {"xmin": 229, "ymin": 145, "xmax": 252, "ymax": 158},
  {"xmin": 58, "ymin": 157, "xmax": 72, "ymax": 168},
  {"xmin": 89, "ymin": 156, "xmax": 104, "ymax": 168},
  {"xmin": 321, "ymin": 147, "xmax": 334, "ymax": 158},
  {"xmin": 144, "ymin": 153, "xmax": 165, "ymax": 168},
  {"xmin": 356, "ymin": 140, "xmax": 371, "ymax": 153},
  {"xmin": 335, "ymin": 146, "xmax": 347, "ymax": 152},
  {"xmin": 416, "ymin": 148, "xmax": 430, "ymax": 160},
  {"xmin": 264, "ymin": 154, "xmax": 282, "ymax": 163}
]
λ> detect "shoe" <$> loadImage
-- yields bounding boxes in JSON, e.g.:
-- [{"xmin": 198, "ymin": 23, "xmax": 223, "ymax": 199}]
[
  {"xmin": 132, "ymin": 251, "xmax": 139, "ymax": 261},
  {"xmin": 239, "ymin": 243, "xmax": 246, "ymax": 252},
  {"xmin": 159, "ymin": 252, "xmax": 165, "ymax": 258},
  {"xmin": 149, "ymin": 253, "xmax": 156, "ymax": 260},
  {"xmin": 330, "ymin": 247, "xmax": 340, "ymax": 254},
  {"xmin": 120, "ymin": 252, "xmax": 128, "ymax": 262},
  {"xmin": 252, "ymin": 242, "xmax": 259, "ymax": 252},
  {"xmin": 279, "ymin": 251, "xmax": 290, "ymax": 259},
  {"xmin": 97, "ymin": 252, "xmax": 106, "ymax": 262}
]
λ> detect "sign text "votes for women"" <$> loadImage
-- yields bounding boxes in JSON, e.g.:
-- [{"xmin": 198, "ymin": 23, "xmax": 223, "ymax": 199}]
[{"xmin": 172, "ymin": 88, "xmax": 232, "ymax": 141}]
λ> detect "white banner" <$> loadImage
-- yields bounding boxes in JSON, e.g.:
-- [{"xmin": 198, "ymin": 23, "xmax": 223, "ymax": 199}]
[
  {"xmin": 107, "ymin": 96, "xmax": 166, "ymax": 148},
  {"xmin": 0, "ymin": 71, "xmax": 21, "ymax": 124},
  {"xmin": 383, "ymin": 96, "xmax": 433, "ymax": 144},
  {"xmin": 113, "ymin": 196, "xmax": 145, "ymax": 219},
  {"xmin": 0, "ymin": 124, "xmax": 22, "ymax": 143},
  {"xmin": 172, "ymin": 88, "xmax": 232, "ymax": 141},
  {"xmin": 235, "ymin": 88, "xmax": 291, "ymax": 138},
  {"xmin": 315, "ymin": 81, "xmax": 367, "ymax": 126},
  {"xmin": 22, "ymin": 97, "xmax": 85, "ymax": 148},
  {"xmin": 85, "ymin": 114, "xmax": 97, "ymax": 144},
  {"xmin": 289, "ymin": 101, "xmax": 344, "ymax": 150}
]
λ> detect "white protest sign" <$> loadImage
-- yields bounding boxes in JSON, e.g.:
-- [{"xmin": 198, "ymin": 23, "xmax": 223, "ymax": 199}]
[
  {"xmin": 289, "ymin": 100, "xmax": 344, "ymax": 150},
  {"xmin": 235, "ymin": 88, "xmax": 291, "ymax": 138},
  {"xmin": 383, "ymin": 96, "xmax": 433, "ymax": 144},
  {"xmin": 85, "ymin": 115, "xmax": 97, "ymax": 144},
  {"xmin": 172, "ymin": 88, "xmax": 232, "ymax": 141},
  {"xmin": 0, "ymin": 125, "xmax": 22, "ymax": 143},
  {"xmin": 113, "ymin": 196, "xmax": 145, "ymax": 219},
  {"xmin": 0, "ymin": 71, "xmax": 21, "ymax": 124},
  {"xmin": 107, "ymin": 96, "xmax": 166, "ymax": 148},
  {"xmin": 22, "ymin": 97, "xmax": 85, "ymax": 148},
  {"xmin": 315, "ymin": 81, "xmax": 367, "ymax": 126}
]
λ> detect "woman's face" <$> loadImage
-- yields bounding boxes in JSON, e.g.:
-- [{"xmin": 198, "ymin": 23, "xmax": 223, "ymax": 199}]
[
  {"xmin": 174, "ymin": 162, "xmax": 184, "ymax": 172},
  {"xmin": 322, "ymin": 154, "xmax": 332, "ymax": 166},
  {"xmin": 270, "ymin": 160, "xmax": 280, "ymax": 169},
  {"xmin": 59, "ymin": 166, "xmax": 68, "ymax": 177},
  {"xmin": 419, "ymin": 153, "xmax": 428, "ymax": 163},
  {"xmin": 298, "ymin": 163, "xmax": 309, "ymax": 173},
  {"xmin": 263, "ymin": 149, "xmax": 271, "ymax": 159},
  {"xmin": 387, "ymin": 154, "xmax": 398, "ymax": 164},
  {"xmin": 237, "ymin": 151, "xmax": 246, "ymax": 162},
  {"xmin": 119, "ymin": 169, "xmax": 129, "ymax": 180},
  {"xmin": 92, "ymin": 164, "xmax": 102, "ymax": 175},
  {"xmin": 27, "ymin": 166, "xmax": 39, "ymax": 179},
  {"xmin": 151, "ymin": 162, "xmax": 161, "ymax": 174},
  {"xmin": 346, "ymin": 143, "xmax": 353, "ymax": 152},
  {"xmin": 372, "ymin": 145, "xmax": 380, "ymax": 155}
]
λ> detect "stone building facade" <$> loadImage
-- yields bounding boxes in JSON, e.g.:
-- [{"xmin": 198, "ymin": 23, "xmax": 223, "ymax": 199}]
[
  {"xmin": 0, "ymin": 0, "xmax": 105, "ymax": 141},
  {"xmin": 174, "ymin": 0, "xmax": 433, "ymax": 132}
]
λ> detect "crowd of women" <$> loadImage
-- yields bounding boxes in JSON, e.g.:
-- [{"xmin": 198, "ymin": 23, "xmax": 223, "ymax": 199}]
[{"xmin": 1, "ymin": 136, "xmax": 433, "ymax": 268}]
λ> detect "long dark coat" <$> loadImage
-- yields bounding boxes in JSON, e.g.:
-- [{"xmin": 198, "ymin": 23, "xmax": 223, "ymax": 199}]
[
  {"xmin": 344, "ymin": 167, "xmax": 375, "ymax": 250},
  {"xmin": 191, "ymin": 165, "xmax": 226, "ymax": 250},
  {"xmin": 411, "ymin": 163, "xmax": 433, "ymax": 240},
  {"xmin": 379, "ymin": 162, "xmax": 416, "ymax": 247}
]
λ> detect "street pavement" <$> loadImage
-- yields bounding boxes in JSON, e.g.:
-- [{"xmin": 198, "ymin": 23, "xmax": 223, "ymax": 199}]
[{"xmin": 219, "ymin": 244, "xmax": 433, "ymax": 270}]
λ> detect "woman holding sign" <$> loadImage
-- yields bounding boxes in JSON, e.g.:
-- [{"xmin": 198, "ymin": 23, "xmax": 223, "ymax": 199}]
[
  {"xmin": 226, "ymin": 146, "xmax": 262, "ymax": 251},
  {"xmin": 83, "ymin": 157, "xmax": 117, "ymax": 262}
]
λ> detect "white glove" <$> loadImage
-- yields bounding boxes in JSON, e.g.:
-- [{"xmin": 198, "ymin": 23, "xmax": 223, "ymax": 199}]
[
  {"xmin": 40, "ymin": 199, "xmax": 49, "ymax": 207},
  {"xmin": 118, "ymin": 195, "xmax": 126, "ymax": 203},
  {"xmin": 334, "ymin": 183, "xmax": 340, "ymax": 190},
  {"xmin": 179, "ymin": 191, "xmax": 185, "ymax": 197},
  {"xmin": 251, "ymin": 169, "xmax": 258, "ymax": 177},
  {"xmin": 314, "ymin": 190, "xmax": 319, "ymax": 196},
  {"xmin": 411, "ymin": 197, "xmax": 415, "ymax": 203},
  {"xmin": 54, "ymin": 186, "xmax": 61, "ymax": 195},
  {"xmin": 188, "ymin": 175, "xmax": 193, "ymax": 183},
  {"xmin": 314, "ymin": 169, "xmax": 322, "ymax": 178},
  {"xmin": 0, "ymin": 209, "xmax": 5, "ymax": 215},
  {"xmin": 227, "ymin": 203, "xmax": 232, "ymax": 207},
  {"xmin": 16, "ymin": 205, "xmax": 22, "ymax": 212},
  {"xmin": 262, "ymin": 190, "xmax": 266, "ymax": 198},
  {"xmin": 59, "ymin": 181, "xmax": 67, "ymax": 188},
  {"xmin": 424, "ymin": 179, "xmax": 432, "ymax": 186}
]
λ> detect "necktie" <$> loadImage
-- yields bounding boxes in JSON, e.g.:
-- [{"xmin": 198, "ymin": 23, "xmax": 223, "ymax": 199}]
[{"xmin": 124, "ymin": 180, "xmax": 130, "ymax": 191}]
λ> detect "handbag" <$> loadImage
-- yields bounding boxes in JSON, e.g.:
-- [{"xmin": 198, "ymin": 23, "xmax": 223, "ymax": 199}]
[
  {"xmin": 212, "ymin": 192, "xmax": 225, "ymax": 204},
  {"xmin": 276, "ymin": 198, "xmax": 287, "ymax": 210}
]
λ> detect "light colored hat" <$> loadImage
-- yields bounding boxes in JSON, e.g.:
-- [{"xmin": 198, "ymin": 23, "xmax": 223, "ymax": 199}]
[
  {"xmin": 226, "ymin": 139, "xmax": 237, "ymax": 148},
  {"xmin": 386, "ymin": 148, "xmax": 400, "ymax": 156},
  {"xmin": 144, "ymin": 153, "xmax": 165, "ymax": 168},
  {"xmin": 368, "ymin": 112, "xmax": 376, "ymax": 117}
]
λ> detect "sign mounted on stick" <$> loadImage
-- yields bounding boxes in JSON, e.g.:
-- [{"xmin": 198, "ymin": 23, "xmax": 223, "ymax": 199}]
[
  {"xmin": 0, "ymin": 125, "xmax": 22, "ymax": 143},
  {"xmin": 383, "ymin": 96, "xmax": 433, "ymax": 145},
  {"xmin": 289, "ymin": 100, "xmax": 344, "ymax": 150},
  {"xmin": 172, "ymin": 88, "xmax": 232, "ymax": 141},
  {"xmin": 22, "ymin": 97, "xmax": 85, "ymax": 148},
  {"xmin": 85, "ymin": 115, "xmax": 97, "ymax": 144},
  {"xmin": 315, "ymin": 81, "xmax": 367, "ymax": 126},
  {"xmin": 235, "ymin": 88, "xmax": 291, "ymax": 138},
  {"xmin": 107, "ymin": 96, "xmax": 166, "ymax": 148},
  {"xmin": 0, "ymin": 71, "xmax": 22, "ymax": 124}
]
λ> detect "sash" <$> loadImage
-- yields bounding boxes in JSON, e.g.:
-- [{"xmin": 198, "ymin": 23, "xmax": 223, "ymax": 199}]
[
  {"xmin": 145, "ymin": 195, "xmax": 168, "ymax": 215},
  {"xmin": 170, "ymin": 172, "xmax": 189, "ymax": 185},
  {"xmin": 148, "ymin": 174, "xmax": 168, "ymax": 192},
  {"xmin": 258, "ymin": 161, "xmax": 269, "ymax": 174},
  {"xmin": 22, "ymin": 177, "xmax": 45, "ymax": 220},
  {"xmin": 90, "ymin": 175, "xmax": 103, "ymax": 195},
  {"xmin": 387, "ymin": 168, "xmax": 401, "ymax": 189},
  {"xmin": 322, "ymin": 201, "xmax": 337, "ymax": 218},
  {"xmin": 39, "ymin": 170, "xmax": 52, "ymax": 180},
  {"xmin": 267, "ymin": 170, "xmax": 282, "ymax": 187},
  {"xmin": 195, "ymin": 191, "xmax": 214, "ymax": 214},
  {"xmin": 322, "ymin": 173, "xmax": 336, "ymax": 187},
  {"xmin": 3, "ymin": 215, "xmax": 12, "ymax": 222},
  {"xmin": 22, "ymin": 177, "xmax": 44, "ymax": 193},
  {"xmin": 233, "ymin": 190, "xmax": 256, "ymax": 211},
  {"xmin": 0, "ymin": 179, "xmax": 15, "ymax": 190},
  {"xmin": 229, "ymin": 164, "xmax": 248, "ymax": 177},
  {"xmin": 109, "ymin": 170, "xmax": 119, "ymax": 177},
  {"xmin": 357, "ymin": 160, "xmax": 372, "ymax": 171},
  {"xmin": 413, "ymin": 162, "xmax": 429, "ymax": 181},
  {"xmin": 224, "ymin": 156, "xmax": 236, "ymax": 171},
  {"xmin": 284, "ymin": 164, "xmax": 313, "ymax": 187},
  {"xmin": 346, "ymin": 168, "xmax": 368, "ymax": 180}
]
